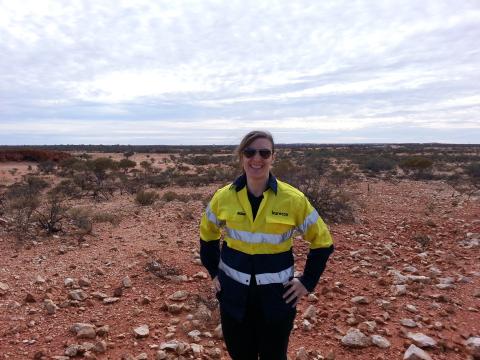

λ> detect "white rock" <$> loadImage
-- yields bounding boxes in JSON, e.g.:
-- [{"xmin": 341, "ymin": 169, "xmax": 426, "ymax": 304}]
[
  {"xmin": 295, "ymin": 346, "xmax": 308, "ymax": 360},
  {"xmin": 405, "ymin": 304, "xmax": 418, "ymax": 313},
  {"xmin": 403, "ymin": 344, "xmax": 432, "ymax": 360},
  {"xmin": 169, "ymin": 290, "xmax": 189, "ymax": 301},
  {"xmin": 351, "ymin": 296, "xmax": 370, "ymax": 304},
  {"xmin": 406, "ymin": 332, "xmax": 437, "ymax": 348},
  {"xmin": 371, "ymin": 334, "xmax": 390, "ymax": 348},
  {"xmin": 341, "ymin": 328, "xmax": 370, "ymax": 348},
  {"xmin": 392, "ymin": 284, "xmax": 407, "ymax": 296},
  {"xmin": 400, "ymin": 319, "xmax": 418, "ymax": 328},
  {"xmin": 133, "ymin": 325, "xmax": 149, "ymax": 338}
]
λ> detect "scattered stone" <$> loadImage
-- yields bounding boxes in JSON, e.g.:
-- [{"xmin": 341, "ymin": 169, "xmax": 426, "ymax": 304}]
[
  {"xmin": 135, "ymin": 353, "xmax": 148, "ymax": 360},
  {"xmin": 79, "ymin": 277, "xmax": 91, "ymax": 287},
  {"xmin": 193, "ymin": 271, "xmax": 208, "ymax": 279},
  {"xmin": 464, "ymin": 337, "xmax": 480, "ymax": 359},
  {"xmin": 96, "ymin": 325, "xmax": 110, "ymax": 337},
  {"xmin": 93, "ymin": 340, "xmax": 107, "ymax": 353},
  {"xmin": 35, "ymin": 275, "xmax": 46, "ymax": 284},
  {"xmin": 70, "ymin": 323, "xmax": 96, "ymax": 339},
  {"xmin": 406, "ymin": 332, "xmax": 437, "ymax": 348},
  {"xmin": 122, "ymin": 276, "xmax": 132, "ymax": 288},
  {"xmin": 351, "ymin": 296, "xmax": 370, "ymax": 304},
  {"xmin": 191, "ymin": 343, "xmax": 204, "ymax": 356},
  {"xmin": 169, "ymin": 290, "xmax": 189, "ymax": 301},
  {"xmin": 0, "ymin": 282, "xmax": 9, "ymax": 295},
  {"xmin": 64, "ymin": 278, "xmax": 75, "ymax": 287},
  {"xmin": 392, "ymin": 284, "xmax": 407, "ymax": 296},
  {"xmin": 167, "ymin": 303, "xmax": 184, "ymax": 314},
  {"xmin": 307, "ymin": 293, "xmax": 318, "ymax": 302},
  {"xmin": 44, "ymin": 299, "xmax": 58, "ymax": 314},
  {"xmin": 302, "ymin": 305, "xmax": 317, "ymax": 320},
  {"xmin": 341, "ymin": 328, "xmax": 370, "ymax": 348},
  {"xmin": 405, "ymin": 304, "xmax": 418, "ymax": 313},
  {"xmin": 103, "ymin": 297, "xmax": 120, "ymax": 304},
  {"xmin": 403, "ymin": 344, "xmax": 432, "ymax": 360},
  {"xmin": 193, "ymin": 304, "xmax": 212, "ymax": 322},
  {"xmin": 302, "ymin": 319, "xmax": 313, "ymax": 331},
  {"xmin": 371, "ymin": 334, "xmax": 391, "ymax": 348},
  {"xmin": 65, "ymin": 344, "xmax": 84, "ymax": 357},
  {"xmin": 133, "ymin": 324, "xmax": 149, "ymax": 338},
  {"xmin": 296, "ymin": 346, "xmax": 308, "ymax": 360},
  {"xmin": 401, "ymin": 319, "xmax": 418, "ymax": 328},
  {"xmin": 155, "ymin": 350, "xmax": 167, "ymax": 360},
  {"xmin": 69, "ymin": 289, "xmax": 88, "ymax": 301},
  {"xmin": 188, "ymin": 329, "xmax": 201, "ymax": 342}
]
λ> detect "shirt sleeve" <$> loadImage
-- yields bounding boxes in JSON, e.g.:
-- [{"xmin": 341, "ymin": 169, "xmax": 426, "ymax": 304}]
[
  {"xmin": 299, "ymin": 245, "xmax": 334, "ymax": 292},
  {"xmin": 298, "ymin": 195, "xmax": 334, "ymax": 292},
  {"xmin": 199, "ymin": 191, "xmax": 222, "ymax": 279}
]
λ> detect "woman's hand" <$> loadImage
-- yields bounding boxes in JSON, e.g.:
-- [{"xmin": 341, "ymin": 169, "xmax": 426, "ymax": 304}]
[
  {"xmin": 283, "ymin": 278, "xmax": 308, "ymax": 307},
  {"xmin": 212, "ymin": 276, "xmax": 221, "ymax": 292}
]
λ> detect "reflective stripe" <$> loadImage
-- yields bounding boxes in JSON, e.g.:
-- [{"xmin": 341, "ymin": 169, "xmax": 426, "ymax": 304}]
[
  {"xmin": 206, "ymin": 204, "xmax": 224, "ymax": 227},
  {"xmin": 219, "ymin": 260, "xmax": 294, "ymax": 286},
  {"xmin": 298, "ymin": 209, "xmax": 319, "ymax": 233},
  {"xmin": 225, "ymin": 227, "xmax": 294, "ymax": 245},
  {"xmin": 219, "ymin": 259, "xmax": 251, "ymax": 285},
  {"xmin": 255, "ymin": 266, "xmax": 294, "ymax": 285}
]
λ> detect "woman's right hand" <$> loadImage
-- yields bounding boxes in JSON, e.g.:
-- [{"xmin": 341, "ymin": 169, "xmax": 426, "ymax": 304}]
[{"xmin": 213, "ymin": 276, "xmax": 221, "ymax": 292}]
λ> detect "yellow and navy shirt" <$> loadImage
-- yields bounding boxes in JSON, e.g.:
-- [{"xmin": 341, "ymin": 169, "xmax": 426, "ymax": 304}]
[{"xmin": 199, "ymin": 173, "xmax": 333, "ymax": 320}]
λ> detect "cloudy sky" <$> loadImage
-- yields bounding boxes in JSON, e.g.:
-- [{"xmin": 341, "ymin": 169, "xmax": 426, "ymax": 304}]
[{"xmin": 1, "ymin": 0, "xmax": 479, "ymax": 145}]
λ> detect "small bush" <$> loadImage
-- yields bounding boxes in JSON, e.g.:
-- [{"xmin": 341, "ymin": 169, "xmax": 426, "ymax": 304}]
[
  {"xmin": 362, "ymin": 157, "xmax": 396, "ymax": 172},
  {"xmin": 466, "ymin": 162, "xmax": 480, "ymax": 178},
  {"xmin": 68, "ymin": 207, "xmax": 93, "ymax": 234},
  {"xmin": 93, "ymin": 211, "xmax": 120, "ymax": 226},
  {"xmin": 136, "ymin": 190, "xmax": 159, "ymax": 206}
]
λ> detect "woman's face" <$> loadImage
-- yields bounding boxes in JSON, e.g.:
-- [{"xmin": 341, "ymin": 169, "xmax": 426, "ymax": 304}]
[{"xmin": 241, "ymin": 137, "xmax": 274, "ymax": 182}]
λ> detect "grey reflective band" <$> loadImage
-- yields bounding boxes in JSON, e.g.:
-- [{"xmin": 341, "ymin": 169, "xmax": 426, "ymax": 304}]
[
  {"xmin": 206, "ymin": 204, "xmax": 224, "ymax": 227},
  {"xmin": 225, "ymin": 227, "xmax": 295, "ymax": 245},
  {"xmin": 298, "ymin": 210, "xmax": 319, "ymax": 234},
  {"xmin": 219, "ymin": 260, "xmax": 251, "ymax": 285},
  {"xmin": 255, "ymin": 266, "xmax": 294, "ymax": 285},
  {"xmin": 219, "ymin": 260, "xmax": 294, "ymax": 285}
]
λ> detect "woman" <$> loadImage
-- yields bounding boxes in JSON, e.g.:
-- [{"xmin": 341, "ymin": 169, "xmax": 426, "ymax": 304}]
[{"xmin": 199, "ymin": 130, "xmax": 334, "ymax": 360}]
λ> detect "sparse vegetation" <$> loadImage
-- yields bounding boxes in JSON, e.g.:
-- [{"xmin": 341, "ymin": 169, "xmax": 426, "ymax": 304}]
[{"xmin": 135, "ymin": 189, "xmax": 159, "ymax": 206}]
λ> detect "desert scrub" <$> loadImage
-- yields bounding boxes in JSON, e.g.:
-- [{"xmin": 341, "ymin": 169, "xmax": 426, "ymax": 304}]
[
  {"xmin": 92, "ymin": 211, "xmax": 120, "ymax": 226},
  {"xmin": 135, "ymin": 189, "xmax": 159, "ymax": 206},
  {"xmin": 68, "ymin": 207, "xmax": 93, "ymax": 234}
]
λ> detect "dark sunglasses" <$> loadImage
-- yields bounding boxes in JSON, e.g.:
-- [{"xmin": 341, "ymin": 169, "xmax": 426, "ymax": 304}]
[{"xmin": 242, "ymin": 148, "xmax": 273, "ymax": 159}]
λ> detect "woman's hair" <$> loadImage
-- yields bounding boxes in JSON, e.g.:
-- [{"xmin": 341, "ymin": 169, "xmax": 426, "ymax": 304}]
[{"xmin": 235, "ymin": 130, "xmax": 275, "ymax": 159}]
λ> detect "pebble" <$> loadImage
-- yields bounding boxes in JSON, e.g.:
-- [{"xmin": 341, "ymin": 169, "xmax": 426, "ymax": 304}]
[
  {"xmin": 133, "ymin": 325, "xmax": 149, "ymax": 338},
  {"xmin": 406, "ymin": 332, "xmax": 437, "ymax": 348},
  {"xmin": 371, "ymin": 334, "xmax": 390, "ymax": 348},
  {"xmin": 341, "ymin": 328, "xmax": 370, "ymax": 348},
  {"xmin": 403, "ymin": 344, "xmax": 432, "ymax": 360}
]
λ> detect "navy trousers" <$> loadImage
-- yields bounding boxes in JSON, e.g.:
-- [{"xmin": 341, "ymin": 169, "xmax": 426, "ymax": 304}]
[{"xmin": 220, "ymin": 278, "xmax": 296, "ymax": 360}]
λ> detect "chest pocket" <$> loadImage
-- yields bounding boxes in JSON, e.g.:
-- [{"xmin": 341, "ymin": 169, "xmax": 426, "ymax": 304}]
[
  {"xmin": 223, "ymin": 211, "xmax": 248, "ymax": 228},
  {"xmin": 266, "ymin": 215, "xmax": 296, "ymax": 233}
]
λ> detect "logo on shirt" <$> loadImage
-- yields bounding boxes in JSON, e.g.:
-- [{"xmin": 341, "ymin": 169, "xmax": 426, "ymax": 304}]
[
  {"xmin": 237, "ymin": 211, "xmax": 246, "ymax": 215},
  {"xmin": 272, "ymin": 210, "xmax": 288, "ymax": 216}
]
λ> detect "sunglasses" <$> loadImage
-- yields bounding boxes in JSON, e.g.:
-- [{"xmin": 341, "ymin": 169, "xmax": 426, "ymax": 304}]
[{"xmin": 242, "ymin": 148, "xmax": 273, "ymax": 159}]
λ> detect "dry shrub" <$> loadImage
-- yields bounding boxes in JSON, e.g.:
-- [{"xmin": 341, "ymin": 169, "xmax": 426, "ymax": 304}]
[
  {"xmin": 296, "ymin": 178, "xmax": 356, "ymax": 224},
  {"xmin": 68, "ymin": 207, "xmax": 93, "ymax": 234},
  {"xmin": 93, "ymin": 211, "xmax": 120, "ymax": 226},
  {"xmin": 136, "ymin": 189, "xmax": 159, "ymax": 206}
]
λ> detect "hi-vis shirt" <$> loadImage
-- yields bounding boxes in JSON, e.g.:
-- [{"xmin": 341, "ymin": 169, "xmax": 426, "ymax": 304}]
[{"xmin": 199, "ymin": 174, "xmax": 333, "ymax": 320}]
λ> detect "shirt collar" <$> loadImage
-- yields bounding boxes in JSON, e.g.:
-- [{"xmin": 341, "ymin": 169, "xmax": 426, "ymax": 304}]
[{"xmin": 230, "ymin": 172, "xmax": 278, "ymax": 195}]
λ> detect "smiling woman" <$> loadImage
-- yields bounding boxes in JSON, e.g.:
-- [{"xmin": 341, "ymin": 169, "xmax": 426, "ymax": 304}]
[{"xmin": 199, "ymin": 130, "xmax": 334, "ymax": 360}]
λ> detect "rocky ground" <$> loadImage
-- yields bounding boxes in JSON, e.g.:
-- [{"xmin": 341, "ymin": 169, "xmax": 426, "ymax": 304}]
[{"xmin": 0, "ymin": 178, "xmax": 479, "ymax": 360}]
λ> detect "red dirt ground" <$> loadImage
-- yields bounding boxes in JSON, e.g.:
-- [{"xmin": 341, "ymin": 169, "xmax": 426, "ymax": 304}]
[{"xmin": 0, "ymin": 175, "xmax": 479, "ymax": 359}]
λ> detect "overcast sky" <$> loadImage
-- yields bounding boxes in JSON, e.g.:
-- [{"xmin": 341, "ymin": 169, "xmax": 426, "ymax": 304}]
[{"xmin": 1, "ymin": 0, "xmax": 479, "ymax": 145}]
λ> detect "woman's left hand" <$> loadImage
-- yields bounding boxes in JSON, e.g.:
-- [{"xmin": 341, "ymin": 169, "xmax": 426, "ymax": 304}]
[{"xmin": 283, "ymin": 278, "xmax": 308, "ymax": 307}]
